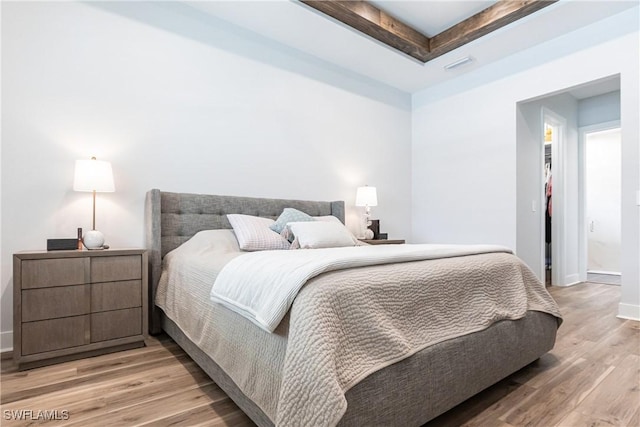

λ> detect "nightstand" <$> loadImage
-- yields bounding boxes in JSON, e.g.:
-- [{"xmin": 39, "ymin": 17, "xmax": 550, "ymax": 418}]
[
  {"xmin": 13, "ymin": 249, "xmax": 148, "ymax": 370},
  {"xmin": 359, "ymin": 239, "xmax": 405, "ymax": 245}
]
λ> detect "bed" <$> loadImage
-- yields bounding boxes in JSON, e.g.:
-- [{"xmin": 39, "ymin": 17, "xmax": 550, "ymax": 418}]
[{"xmin": 145, "ymin": 189, "xmax": 561, "ymax": 427}]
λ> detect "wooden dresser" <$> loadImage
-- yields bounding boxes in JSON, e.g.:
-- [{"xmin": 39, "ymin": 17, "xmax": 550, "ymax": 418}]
[{"xmin": 13, "ymin": 249, "xmax": 148, "ymax": 370}]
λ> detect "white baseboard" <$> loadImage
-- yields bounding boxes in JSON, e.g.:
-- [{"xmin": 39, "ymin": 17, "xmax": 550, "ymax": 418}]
[
  {"xmin": 587, "ymin": 270, "xmax": 621, "ymax": 276},
  {"xmin": 553, "ymin": 274, "xmax": 582, "ymax": 287},
  {"xmin": 617, "ymin": 303, "xmax": 640, "ymax": 321},
  {"xmin": 553, "ymin": 282, "xmax": 581, "ymax": 287},
  {"xmin": 1, "ymin": 330, "xmax": 13, "ymax": 353},
  {"xmin": 565, "ymin": 274, "xmax": 581, "ymax": 286}
]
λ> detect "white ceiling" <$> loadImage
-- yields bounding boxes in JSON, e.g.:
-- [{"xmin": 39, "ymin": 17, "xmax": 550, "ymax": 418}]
[
  {"xmin": 370, "ymin": 0, "xmax": 497, "ymax": 37},
  {"xmin": 185, "ymin": 1, "xmax": 637, "ymax": 94}
]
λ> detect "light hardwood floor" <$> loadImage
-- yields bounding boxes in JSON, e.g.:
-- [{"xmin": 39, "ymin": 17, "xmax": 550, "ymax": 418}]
[{"xmin": 1, "ymin": 282, "xmax": 638, "ymax": 426}]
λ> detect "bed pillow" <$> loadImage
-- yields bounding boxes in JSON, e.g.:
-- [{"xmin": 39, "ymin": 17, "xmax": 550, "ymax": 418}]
[
  {"xmin": 280, "ymin": 215, "xmax": 342, "ymax": 241},
  {"xmin": 270, "ymin": 208, "xmax": 314, "ymax": 234},
  {"xmin": 313, "ymin": 215, "xmax": 342, "ymax": 223},
  {"xmin": 287, "ymin": 221, "xmax": 358, "ymax": 249},
  {"xmin": 227, "ymin": 214, "xmax": 291, "ymax": 251}
]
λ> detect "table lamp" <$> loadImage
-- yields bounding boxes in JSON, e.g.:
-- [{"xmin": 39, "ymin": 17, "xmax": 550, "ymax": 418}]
[
  {"xmin": 73, "ymin": 157, "xmax": 115, "ymax": 249},
  {"xmin": 355, "ymin": 185, "xmax": 377, "ymax": 239}
]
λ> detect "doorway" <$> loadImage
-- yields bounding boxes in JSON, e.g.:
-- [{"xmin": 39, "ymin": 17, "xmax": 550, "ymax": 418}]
[
  {"xmin": 543, "ymin": 123, "xmax": 553, "ymax": 286},
  {"xmin": 516, "ymin": 75, "xmax": 622, "ymax": 289},
  {"xmin": 579, "ymin": 123, "xmax": 622, "ymax": 285},
  {"xmin": 542, "ymin": 109, "xmax": 566, "ymax": 287}
]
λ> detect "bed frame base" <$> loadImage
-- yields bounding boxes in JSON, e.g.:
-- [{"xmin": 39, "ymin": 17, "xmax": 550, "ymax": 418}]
[
  {"xmin": 162, "ymin": 310, "xmax": 557, "ymax": 427},
  {"xmin": 162, "ymin": 315, "xmax": 273, "ymax": 426}
]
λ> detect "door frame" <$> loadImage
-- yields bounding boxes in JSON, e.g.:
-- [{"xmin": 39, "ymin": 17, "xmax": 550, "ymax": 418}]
[
  {"xmin": 542, "ymin": 108, "xmax": 567, "ymax": 286},
  {"xmin": 578, "ymin": 120, "xmax": 621, "ymax": 282}
]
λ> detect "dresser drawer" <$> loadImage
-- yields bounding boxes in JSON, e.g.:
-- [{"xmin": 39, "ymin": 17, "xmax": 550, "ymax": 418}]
[
  {"xmin": 22, "ymin": 285, "xmax": 90, "ymax": 322},
  {"xmin": 91, "ymin": 308, "xmax": 142, "ymax": 342},
  {"xmin": 22, "ymin": 315, "xmax": 89, "ymax": 355},
  {"xmin": 91, "ymin": 255, "xmax": 142, "ymax": 283},
  {"xmin": 21, "ymin": 258, "xmax": 88, "ymax": 289},
  {"xmin": 91, "ymin": 280, "xmax": 142, "ymax": 312}
]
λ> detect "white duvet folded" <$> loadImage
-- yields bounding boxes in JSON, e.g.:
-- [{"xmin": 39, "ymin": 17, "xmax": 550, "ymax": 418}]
[{"xmin": 210, "ymin": 244, "xmax": 512, "ymax": 332}]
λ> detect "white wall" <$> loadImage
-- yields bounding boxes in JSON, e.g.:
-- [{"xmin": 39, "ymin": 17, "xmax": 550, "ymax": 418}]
[
  {"xmin": 412, "ymin": 7, "xmax": 639, "ymax": 319},
  {"xmin": 0, "ymin": 2, "xmax": 412, "ymax": 351},
  {"xmin": 579, "ymin": 91, "xmax": 621, "ymax": 128},
  {"xmin": 515, "ymin": 101, "xmax": 544, "ymax": 278},
  {"xmin": 586, "ymin": 129, "xmax": 622, "ymax": 273}
]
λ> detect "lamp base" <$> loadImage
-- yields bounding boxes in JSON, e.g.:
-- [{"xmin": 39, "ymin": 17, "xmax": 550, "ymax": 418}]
[
  {"xmin": 83, "ymin": 230, "xmax": 105, "ymax": 250},
  {"xmin": 368, "ymin": 219, "xmax": 380, "ymax": 239}
]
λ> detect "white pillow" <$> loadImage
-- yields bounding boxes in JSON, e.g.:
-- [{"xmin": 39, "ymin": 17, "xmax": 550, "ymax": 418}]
[
  {"xmin": 287, "ymin": 221, "xmax": 358, "ymax": 249},
  {"xmin": 227, "ymin": 214, "xmax": 290, "ymax": 251},
  {"xmin": 313, "ymin": 215, "xmax": 343, "ymax": 223},
  {"xmin": 280, "ymin": 214, "xmax": 343, "ymax": 241}
]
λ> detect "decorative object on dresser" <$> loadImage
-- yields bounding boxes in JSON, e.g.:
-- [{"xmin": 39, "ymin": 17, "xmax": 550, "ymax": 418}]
[
  {"xmin": 13, "ymin": 248, "xmax": 148, "ymax": 370},
  {"xmin": 46, "ymin": 238, "xmax": 79, "ymax": 251},
  {"xmin": 355, "ymin": 185, "xmax": 377, "ymax": 239},
  {"xmin": 73, "ymin": 157, "xmax": 115, "ymax": 250}
]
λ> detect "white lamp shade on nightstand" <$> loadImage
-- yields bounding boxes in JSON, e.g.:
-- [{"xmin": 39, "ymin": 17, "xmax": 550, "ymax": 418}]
[
  {"xmin": 355, "ymin": 186, "xmax": 377, "ymax": 207},
  {"xmin": 73, "ymin": 159, "xmax": 115, "ymax": 192}
]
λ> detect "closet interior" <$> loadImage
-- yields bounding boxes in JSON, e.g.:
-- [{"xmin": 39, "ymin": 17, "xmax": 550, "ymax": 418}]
[{"xmin": 544, "ymin": 124, "xmax": 553, "ymax": 286}]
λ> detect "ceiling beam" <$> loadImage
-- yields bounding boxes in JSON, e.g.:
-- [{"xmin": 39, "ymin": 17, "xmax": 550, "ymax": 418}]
[
  {"xmin": 429, "ymin": 0, "xmax": 557, "ymax": 60},
  {"xmin": 300, "ymin": 0, "xmax": 431, "ymax": 62},
  {"xmin": 300, "ymin": 0, "xmax": 558, "ymax": 64}
]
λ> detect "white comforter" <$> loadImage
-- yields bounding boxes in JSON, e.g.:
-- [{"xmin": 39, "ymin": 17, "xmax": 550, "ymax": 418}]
[{"xmin": 210, "ymin": 243, "xmax": 512, "ymax": 332}]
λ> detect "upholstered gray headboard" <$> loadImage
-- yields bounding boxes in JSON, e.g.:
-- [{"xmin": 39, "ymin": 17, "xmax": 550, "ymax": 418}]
[{"xmin": 144, "ymin": 189, "xmax": 345, "ymax": 334}]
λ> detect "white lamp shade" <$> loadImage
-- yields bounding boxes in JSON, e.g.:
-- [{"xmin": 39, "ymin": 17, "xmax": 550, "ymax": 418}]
[
  {"xmin": 355, "ymin": 186, "xmax": 378, "ymax": 207},
  {"xmin": 73, "ymin": 159, "xmax": 115, "ymax": 192}
]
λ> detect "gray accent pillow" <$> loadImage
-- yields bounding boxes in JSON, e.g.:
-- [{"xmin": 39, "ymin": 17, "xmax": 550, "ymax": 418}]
[{"xmin": 270, "ymin": 208, "xmax": 314, "ymax": 235}]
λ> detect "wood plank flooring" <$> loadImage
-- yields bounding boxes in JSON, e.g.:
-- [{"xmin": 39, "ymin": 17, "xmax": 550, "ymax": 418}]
[
  {"xmin": 1, "ymin": 282, "xmax": 638, "ymax": 426},
  {"xmin": 425, "ymin": 282, "xmax": 639, "ymax": 427}
]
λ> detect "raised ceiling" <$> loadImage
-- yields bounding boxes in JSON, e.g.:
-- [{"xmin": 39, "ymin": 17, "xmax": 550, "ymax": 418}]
[
  {"xmin": 185, "ymin": 1, "xmax": 637, "ymax": 93},
  {"xmin": 370, "ymin": 1, "xmax": 498, "ymax": 36},
  {"xmin": 300, "ymin": 0, "xmax": 556, "ymax": 62}
]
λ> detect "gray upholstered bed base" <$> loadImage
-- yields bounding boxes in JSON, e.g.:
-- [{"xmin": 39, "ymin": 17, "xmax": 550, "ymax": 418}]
[
  {"xmin": 162, "ymin": 316, "xmax": 274, "ymax": 427},
  {"xmin": 163, "ymin": 310, "xmax": 557, "ymax": 427},
  {"xmin": 145, "ymin": 189, "xmax": 558, "ymax": 426}
]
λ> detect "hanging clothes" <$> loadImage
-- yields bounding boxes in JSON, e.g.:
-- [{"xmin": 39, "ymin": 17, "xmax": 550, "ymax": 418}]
[
  {"xmin": 545, "ymin": 173, "xmax": 552, "ymax": 244},
  {"xmin": 546, "ymin": 174, "xmax": 553, "ymax": 217}
]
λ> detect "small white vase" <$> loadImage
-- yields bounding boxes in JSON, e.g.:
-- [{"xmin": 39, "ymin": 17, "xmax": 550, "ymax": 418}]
[{"xmin": 83, "ymin": 230, "xmax": 105, "ymax": 250}]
